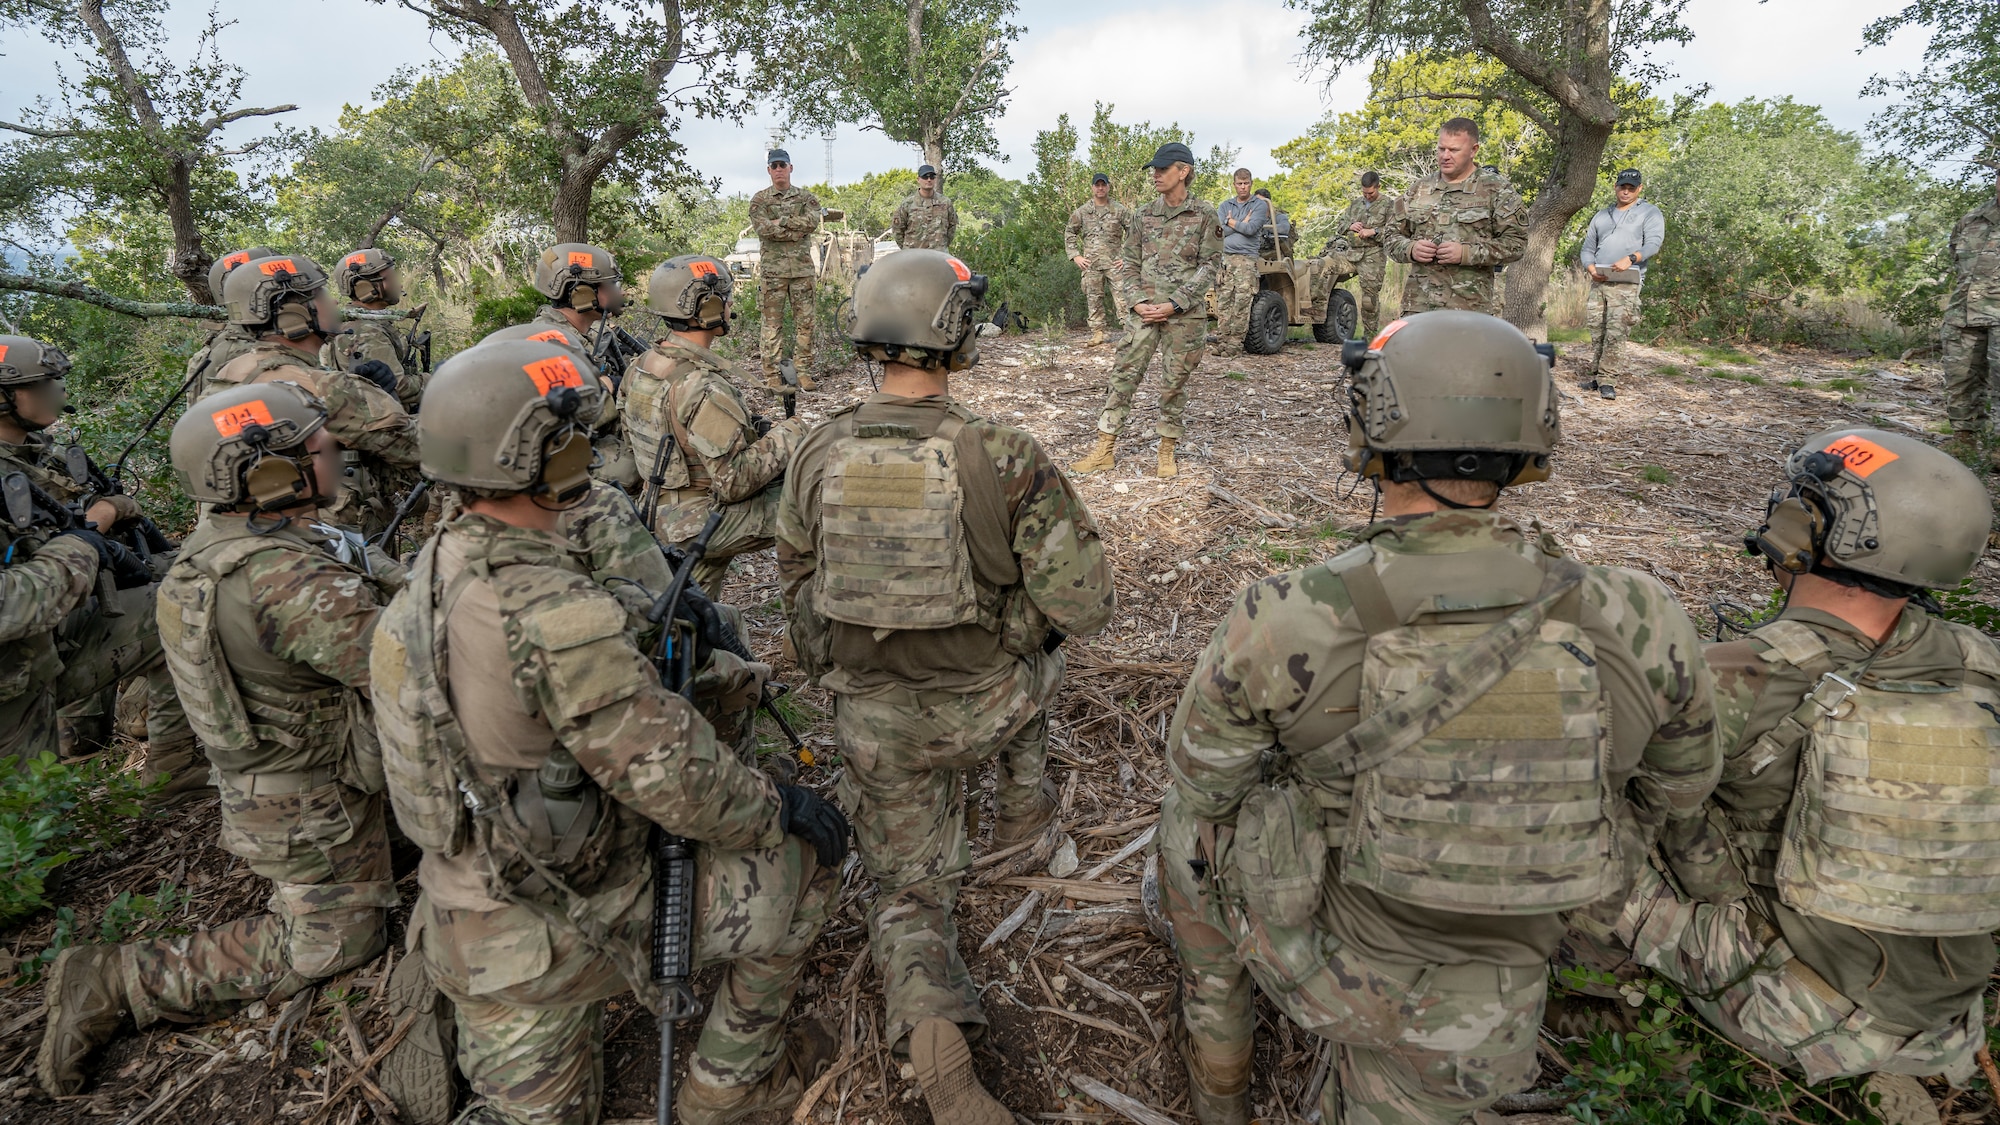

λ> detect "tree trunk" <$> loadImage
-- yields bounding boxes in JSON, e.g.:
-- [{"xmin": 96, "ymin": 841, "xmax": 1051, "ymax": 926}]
[
  {"xmin": 552, "ymin": 166, "xmax": 593, "ymax": 244},
  {"xmin": 1501, "ymin": 111, "xmax": 1610, "ymax": 339},
  {"xmin": 923, "ymin": 131, "xmax": 945, "ymax": 183}
]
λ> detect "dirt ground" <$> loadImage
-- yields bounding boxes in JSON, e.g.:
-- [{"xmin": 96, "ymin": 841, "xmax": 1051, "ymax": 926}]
[{"xmin": 1, "ymin": 325, "xmax": 1995, "ymax": 1125}]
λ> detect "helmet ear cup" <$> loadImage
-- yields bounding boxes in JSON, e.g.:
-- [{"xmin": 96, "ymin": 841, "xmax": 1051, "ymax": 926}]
[
  {"xmin": 273, "ymin": 298, "xmax": 317, "ymax": 341},
  {"xmin": 568, "ymin": 282, "xmax": 599, "ymax": 312},
  {"xmin": 1752, "ymin": 493, "xmax": 1825, "ymax": 574},
  {"xmin": 242, "ymin": 451, "xmax": 315, "ymax": 510},
  {"xmin": 352, "ymin": 276, "xmax": 379, "ymax": 303}
]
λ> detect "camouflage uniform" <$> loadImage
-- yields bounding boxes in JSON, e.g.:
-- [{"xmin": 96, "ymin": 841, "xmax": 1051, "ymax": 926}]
[
  {"xmin": 1097, "ymin": 195, "xmax": 1226, "ymax": 440},
  {"xmin": 1383, "ymin": 169, "xmax": 1527, "ymax": 315},
  {"xmin": 892, "ymin": 192, "xmax": 960, "ymax": 252},
  {"xmin": 188, "ymin": 324, "xmax": 261, "ymax": 402},
  {"xmin": 1336, "ymin": 194, "xmax": 1396, "ymax": 334},
  {"xmin": 0, "ymin": 460, "xmax": 115, "ymax": 765},
  {"xmin": 622, "ymin": 336, "xmax": 809, "ymax": 595},
  {"xmin": 1165, "ymin": 510, "xmax": 1717, "ymax": 1123},
  {"xmin": 372, "ymin": 512, "xmax": 836, "ymax": 1122},
  {"xmin": 529, "ymin": 308, "xmax": 641, "ymax": 492},
  {"xmin": 320, "ymin": 314, "xmax": 427, "ymax": 411},
  {"xmin": 748, "ymin": 184, "xmax": 823, "ymax": 372},
  {"xmin": 202, "ymin": 344, "xmax": 421, "ymax": 537},
  {"xmin": 437, "ymin": 481, "xmax": 674, "ymax": 594},
  {"xmin": 777, "ymin": 394, "xmax": 1115, "ymax": 1050},
  {"xmin": 1066, "ymin": 199, "xmax": 1134, "ymax": 333},
  {"xmin": 0, "ymin": 435, "xmax": 192, "ymax": 775},
  {"xmin": 1581, "ymin": 606, "xmax": 1997, "ymax": 1086},
  {"xmin": 1942, "ymin": 197, "xmax": 2000, "ymax": 436},
  {"xmin": 129, "ymin": 514, "xmax": 402, "ymax": 1028}
]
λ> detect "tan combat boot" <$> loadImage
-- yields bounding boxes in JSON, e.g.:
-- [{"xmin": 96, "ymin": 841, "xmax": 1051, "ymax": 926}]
[
  {"xmin": 1862, "ymin": 1074, "xmax": 1941, "ymax": 1125},
  {"xmin": 909, "ymin": 1018, "xmax": 1012, "ymax": 1125},
  {"xmin": 1070, "ymin": 432, "xmax": 1117, "ymax": 475},
  {"xmin": 1157, "ymin": 438, "xmax": 1179, "ymax": 479},
  {"xmin": 796, "ymin": 370, "xmax": 818, "ymax": 392},
  {"xmin": 1174, "ymin": 1021, "xmax": 1252, "ymax": 1125},
  {"xmin": 376, "ymin": 952, "xmax": 459, "ymax": 1125},
  {"xmin": 992, "ymin": 778, "xmax": 1058, "ymax": 847},
  {"xmin": 38, "ymin": 945, "xmax": 130, "ymax": 1096},
  {"xmin": 1087, "ymin": 329, "xmax": 1106, "ymax": 347},
  {"xmin": 678, "ymin": 1020, "xmax": 836, "ymax": 1125}
]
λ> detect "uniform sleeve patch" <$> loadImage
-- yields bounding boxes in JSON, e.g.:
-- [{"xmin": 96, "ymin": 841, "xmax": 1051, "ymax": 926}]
[{"xmin": 525, "ymin": 596, "xmax": 627, "ymax": 651}]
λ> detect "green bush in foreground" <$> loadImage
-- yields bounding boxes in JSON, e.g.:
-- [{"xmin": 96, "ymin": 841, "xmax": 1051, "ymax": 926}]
[{"xmin": 0, "ymin": 752, "xmax": 160, "ymax": 928}]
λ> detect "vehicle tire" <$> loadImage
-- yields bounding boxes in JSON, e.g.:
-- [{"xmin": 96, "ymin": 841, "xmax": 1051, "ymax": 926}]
[
  {"xmin": 1313, "ymin": 288, "xmax": 1359, "ymax": 344},
  {"xmin": 1244, "ymin": 289, "xmax": 1289, "ymax": 355}
]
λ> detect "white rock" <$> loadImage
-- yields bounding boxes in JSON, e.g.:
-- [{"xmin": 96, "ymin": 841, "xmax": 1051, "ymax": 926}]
[{"xmin": 1048, "ymin": 834, "xmax": 1079, "ymax": 878}]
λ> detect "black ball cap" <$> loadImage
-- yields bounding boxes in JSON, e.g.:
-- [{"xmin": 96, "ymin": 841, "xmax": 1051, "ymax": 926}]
[
  {"xmin": 917, "ymin": 164, "xmax": 938, "ymax": 178},
  {"xmin": 767, "ymin": 148, "xmax": 791, "ymax": 166},
  {"xmin": 1615, "ymin": 168, "xmax": 1642, "ymax": 187},
  {"xmin": 1142, "ymin": 142, "xmax": 1195, "ymax": 169},
  {"xmin": 1091, "ymin": 172, "xmax": 1109, "ymax": 185}
]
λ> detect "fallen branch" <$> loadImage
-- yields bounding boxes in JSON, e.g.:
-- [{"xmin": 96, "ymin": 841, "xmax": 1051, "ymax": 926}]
[
  {"xmin": 125, "ymin": 1042, "xmax": 235, "ymax": 1125},
  {"xmin": 996, "ymin": 875, "xmax": 1141, "ymax": 902},
  {"xmin": 0, "ymin": 270, "xmax": 224, "ymax": 320},
  {"xmin": 1068, "ymin": 1072, "xmax": 1178, "ymax": 1125},
  {"xmin": 1034, "ymin": 1005, "xmax": 1148, "ymax": 1046},
  {"xmin": 306, "ymin": 1007, "xmax": 420, "ymax": 1125},
  {"xmin": 1205, "ymin": 482, "xmax": 1297, "ymax": 528}
]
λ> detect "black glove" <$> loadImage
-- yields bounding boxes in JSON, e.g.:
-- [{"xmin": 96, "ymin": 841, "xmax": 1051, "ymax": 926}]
[
  {"xmin": 57, "ymin": 528, "xmax": 152, "ymax": 589},
  {"xmin": 351, "ymin": 360, "xmax": 399, "ymax": 396},
  {"xmin": 751, "ymin": 414, "xmax": 773, "ymax": 437},
  {"xmin": 777, "ymin": 783, "xmax": 850, "ymax": 869}
]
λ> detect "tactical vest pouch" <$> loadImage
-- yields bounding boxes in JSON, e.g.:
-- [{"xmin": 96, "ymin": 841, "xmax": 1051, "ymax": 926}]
[
  {"xmin": 156, "ymin": 557, "xmax": 259, "ymax": 759},
  {"xmin": 625, "ymin": 351, "xmax": 693, "ymax": 493},
  {"xmin": 1769, "ymin": 623, "xmax": 2000, "ymax": 936},
  {"xmin": 370, "ymin": 542, "xmax": 469, "ymax": 856},
  {"xmin": 1318, "ymin": 553, "xmax": 1618, "ymax": 915},
  {"xmin": 816, "ymin": 413, "xmax": 980, "ymax": 630},
  {"xmin": 1228, "ymin": 780, "xmax": 1325, "ymax": 928}
]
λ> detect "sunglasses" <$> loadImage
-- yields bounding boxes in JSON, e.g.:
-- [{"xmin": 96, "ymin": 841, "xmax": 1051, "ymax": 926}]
[{"xmin": 769, "ymin": 162, "xmax": 790, "ymax": 169}]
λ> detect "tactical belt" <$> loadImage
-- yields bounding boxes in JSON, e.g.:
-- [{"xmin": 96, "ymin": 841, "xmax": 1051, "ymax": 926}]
[{"xmin": 221, "ymin": 764, "xmax": 338, "ymax": 795}]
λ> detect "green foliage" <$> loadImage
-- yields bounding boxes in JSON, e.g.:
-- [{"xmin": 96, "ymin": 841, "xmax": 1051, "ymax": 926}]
[
  {"xmin": 0, "ymin": 753, "xmax": 161, "ymax": 929},
  {"xmin": 1638, "ymin": 464, "xmax": 1672, "ymax": 485},
  {"xmin": 1863, "ymin": 1, "xmax": 2000, "ymax": 181},
  {"xmin": 1935, "ymin": 578, "xmax": 2000, "ymax": 635}
]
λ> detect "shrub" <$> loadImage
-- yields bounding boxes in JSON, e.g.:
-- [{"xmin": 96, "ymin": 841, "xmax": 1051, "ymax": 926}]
[{"xmin": 0, "ymin": 753, "xmax": 161, "ymax": 928}]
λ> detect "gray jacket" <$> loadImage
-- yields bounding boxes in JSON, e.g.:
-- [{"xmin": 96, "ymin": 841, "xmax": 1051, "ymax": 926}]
[
  {"xmin": 1218, "ymin": 197, "xmax": 1270, "ymax": 257},
  {"xmin": 1580, "ymin": 200, "xmax": 1665, "ymax": 277}
]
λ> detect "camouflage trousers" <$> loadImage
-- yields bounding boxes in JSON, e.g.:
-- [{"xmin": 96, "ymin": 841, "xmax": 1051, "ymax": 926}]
[
  {"xmin": 660, "ymin": 484, "xmax": 782, "ymax": 601},
  {"xmin": 833, "ymin": 651, "xmax": 1063, "ymax": 1053},
  {"xmin": 758, "ymin": 275, "xmax": 817, "ymax": 371},
  {"xmin": 1356, "ymin": 252, "xmax": 1387, "ymax": 337},
  {"xmin": 1576, "ymin": 864, "xmax": 1982, "ymax": 1086},
  {"xmin": 1585, "ymin": 282, "xmax": 1645, "ymax": 389},
  {"xmin": 1401, "ymin": 264, "xmax": 1500, "ymax": 316},
  {"xmin": 1158, "ymin": 790, "xmax": 1544, "ymax": 1124},
  {"xmin": 1079, "ymin": 266, "xmax": 1122, "ymax": 333},
  {"xmin": 122, "ymin": 776, "xmax": 395, "ymax": 1027},
  {"xmin": 1097, "ymin": 316, "xmax": 1207, "ymax": 440},
  {"xmin": 415, "ymin": 833, "xmax": 836, "ymax": 1125},
  {"xmin": 1941, "ymin": 323, "xmax": 2000, "ymax": 433},
  {"xmin": 1215, "ymin": 254, "xmax": 1260, "ymax": 350}
]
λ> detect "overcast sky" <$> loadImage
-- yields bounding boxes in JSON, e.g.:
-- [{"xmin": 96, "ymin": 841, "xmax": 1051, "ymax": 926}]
[{"xmin": 2, "ymin": 0, "xmax": 1928, "ymax": 197}]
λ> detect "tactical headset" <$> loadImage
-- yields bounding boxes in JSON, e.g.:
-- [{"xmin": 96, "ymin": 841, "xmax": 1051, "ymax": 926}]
[
  {"xmin": 237, "ymin": 424, "xmax": 323, "ymax": 511},
  {"xmin": 339, "ymin": 249, "xmax": 400, "ymax": 305},
  {"xmin": 1746, "ymin": 450, "xmax": 1848, "ymax": 575}
]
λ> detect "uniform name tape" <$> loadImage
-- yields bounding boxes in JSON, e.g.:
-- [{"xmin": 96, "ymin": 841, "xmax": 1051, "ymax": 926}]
[
  {"xmin": 524, "ymin": 355, "xmax": 585, "ymax": 393},
  {"xmin": 526, "ymin": 329, "xmax": 569, "ymax": 344},
  {"xmin": 947, "ymin": 257, "xmax": 971, "ymax": 282},
  {"xmin": 258, "ymin": 258, "xmax": 297, "ymax": 276},
  {"xmin": 1370, "ymin": 319, "xmax": 1410, "ymax": 350},
  {"xmin": 688, "ymin": 260, "xmax": 719, "ymax": 278},
  {"xmin": 212, "ymin": 400, "xmax": 275, "ymax": 436},
  {"xmin": 1824, "ymin": 434, "xmax": 1899, "ymax": 478},
  {"xmin": 567, "ymin": 251, "xmax": 594, "ymax": 268}
]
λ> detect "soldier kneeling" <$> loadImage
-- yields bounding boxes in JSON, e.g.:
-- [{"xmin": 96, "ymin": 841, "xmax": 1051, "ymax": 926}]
[
  {"xmin": 1158, "ymin": 312, "xmax": 1718, "ymax": 1124},
  {"xmin": 1570, "ymin": 428, "xmax": 2000, "ymax": 1124},
  {"xmin": 370, "ymin": 340, "xmax": 848, "ymax": 1125}
]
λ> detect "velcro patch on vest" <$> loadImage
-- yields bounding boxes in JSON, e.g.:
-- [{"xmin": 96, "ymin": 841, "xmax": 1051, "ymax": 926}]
[
  {"xmin": 855, "ymin": 423, "xmax": 919, "ymax": 439},
  {"xmin": 526, "ymin": 598, "xmax": 626, "ymax": 651},
  {"xmin": 836, "ymin": 462, "xmax": 929, "ymax": 509}
]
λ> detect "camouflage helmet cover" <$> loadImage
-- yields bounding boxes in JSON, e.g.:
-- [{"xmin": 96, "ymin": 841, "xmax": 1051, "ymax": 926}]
[
  {"xmin": 1342, "ymin": 311, "xmax": 1559, "ymax": 485},
  {"xmin": 206, "ymin": 245, "xmax": 279, "ymax": 302},
  {"xmin": 844, "ymin": 248, "xmax": 987, "ymax": 372},
  {"xmin": 1751, "ymin": 428, "xmax": 1992, "ymax": 591},
  {"xmin": 419, "ymin": 339, "xmax": 597, "ymax": 500},
  {"xmin": 646, "ymin": 253, "xmax": 733, "ymax": 333},
  {"xmin": 334, "ymin": 247, "xmax": 400, "ymax": 303},
  {"xmin": 0, "ymin": 335, "xmax": 73, "ymax": 387},
  {"xmin": 169, "ymin": 380, "xmax": 329, "ymax": 508},
  {"xmin": 532, "ymin": 243, "xmax": 621, "ymax": 308},
  {"xmin": 223, "ymin": 254, "xmax": 331, "ymax": 331}
]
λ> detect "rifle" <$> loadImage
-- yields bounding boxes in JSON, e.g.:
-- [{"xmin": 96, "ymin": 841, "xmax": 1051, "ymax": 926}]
[
  {"xmin": 371, "ymin": 478, "xmax": 433, "ymax": 553},
  {"xmin": 64, "ymin": 446, "xmax": 171, "ymax": 565},
  {"xmin": 775, "ymin": 359, "xmax": 800, "ymax": 420},
  {"xmin": 642, "ymin": 511, "xmax": 725, "ymax": 1125},
  {"xmin": 2, "ymin": 471, "xmax": 122, "ymax": 616},
  {"xmin": 589, "ymin": 319, "xmax": 652, "ymax": 395}
]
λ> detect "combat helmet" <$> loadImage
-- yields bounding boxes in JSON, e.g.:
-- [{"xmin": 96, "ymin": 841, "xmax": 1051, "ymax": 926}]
[
  {"xmin": 1340, "ymin": 311, "xmax": 1559, "ymax": 488},
  {"xmin": 418, "ymin": 340, "xmax": 596, "ymax": 504},
  {"xmin": 170, "ymin": 381, "xmax": 329, "ymax": 511},
  {"xmin": 205, "ymin": 245, "xmax": 278, "ymax": 302},
  {"xmin": 646, "ymin": 254, "xmax": 733, "ymax": 334},
  {"xmin": 334, "ymin": 248, "xmax": 401, "ymax": 305},
  {"xmin": 532, "ymin": 243, "xmax": 623, "ymax": 313},
  {"xmin": 477, "ymin": 322, "xmax": 594, "ymax": 368},
  {"xmin": 223, "ymin": 255, "xmax": 335, "ymax": 341},
  {"xmin": 844, "ymin": 249, "xmax": 987, "ymax": 372},
  {"xmin": 1748, "ymin": 428, "xmax": 1991, "ymax": 595},
  {"xmin": 0, "ymin": 335, "xmax": 73, "ymax": 427}
]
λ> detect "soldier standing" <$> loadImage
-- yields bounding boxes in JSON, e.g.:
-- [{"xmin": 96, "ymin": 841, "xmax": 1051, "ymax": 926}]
[
  {"xmin": 529, "ymin": 242, "xmax": 642, "ymax": 491},
  {"xmin": 370, "ymin": 339, "xmax": 847, "ymax": 1124},
  {"xmin": 1336, "ymin": 171, "xmax": 1395, "ymax": 336},
  {"xmin": 891, "ymin": 164, "xmax": 960, "ymax": 251},
  {"xmin": 188, "ymin": 246, "xmax": 278, "ymax": 400},
  {"xmin": 0, "ymin": 336, "xmax": 163, "ymax": 768},
  {"xmin": 1212, "ymin": 170, "xmax": 1269, "ymax": 358},
  {"xmin": 623, "ymin": 254, "xmax": 809, "ymax": 597},
  {"xmin": 1065, "ymin": 172, "xmax": 1134, "ymax": 348},
  {"xmin": 748, "ymin": 150, "xmax": 824, "ymax": 390},
  {"xmin": 39, "ymin": 382, "xmax": 400, "ymax": 1096},
  {"xmin": 776, "ymin": 250, "xmax": 1115, "ymax": 1124},
  {"xmin": 203, "ymin": 255, "xmax": 421, "ymax": 537},
  {"xmin": 1943, "ymin": 175, "xmax": 2000, "ymax": 462},
  {"xmin": 320, "ymin": 248, "xmax": 427, "ymax": 410},
  {"xmin": 1577, "ymin": 169, "xmax": 1665, "ymax": 400},
  {"xmin": 1070, "ymin": 142, "xmax": 1225, "ymax": 480},
  {"xmin": 1159, "ymin": 312, "xmax": 1718, "ymax": 1125},
  {"xmin": 1383, "ymin": 119, "xmax": 1527, "ymax": 315},
  {"xmin": 1571, "ymin": 429, "xmax": 1998, "ymax": 1125}
]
